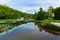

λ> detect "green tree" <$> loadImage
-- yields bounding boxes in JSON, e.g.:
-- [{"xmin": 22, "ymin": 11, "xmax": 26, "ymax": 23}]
[
  {"xmin": 48, "ymin": 6, "xmax": 54, "ymax": 18},
  {"xmin": 35, "ymin": 8, "xmax": 48, "ymax": 20},
  {"xmin": 0, "ymin": 5, "xmax": 34, "ymax": 19},
  {"xmin": 54, "ymin": 7, "xmax": 60, "ymax": 20}
]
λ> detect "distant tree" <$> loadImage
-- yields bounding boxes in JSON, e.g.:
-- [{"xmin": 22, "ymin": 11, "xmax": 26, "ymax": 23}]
[
  {"xmin": 0, "ymin": 5, "xmax": 34, "ymax": 19},
  {"xmin": 48, "ymin": 6, "xmax": 54, "ymax": 18}
]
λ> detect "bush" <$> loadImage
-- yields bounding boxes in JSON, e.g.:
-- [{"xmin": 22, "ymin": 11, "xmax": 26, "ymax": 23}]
[{"xmin": 41, "ymin": 18, "xmax": 53, "ymax": 26}]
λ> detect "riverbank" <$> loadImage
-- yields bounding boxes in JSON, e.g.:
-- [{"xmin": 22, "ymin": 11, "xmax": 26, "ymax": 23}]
[
  {"xmin": 0, "ymin": 19, "xmax": 21, "ymax": 23},
  {"xmin": 0, "ymin": 19, "xmax": 35, "ymax": 33},
  {"xmin": 40, "ymin": 19, "xmax": 60, "ymax": 32},
  {"xmin": 0, "ymin": 19, "xmax": 23, "ymax": 33},
  {"xmin": 0, "ymin": 19, "xmax": 35, "ymax": 23},
  {"xmin": 51, "ymin": 22, "xmax": 60, "ymax": 27}
]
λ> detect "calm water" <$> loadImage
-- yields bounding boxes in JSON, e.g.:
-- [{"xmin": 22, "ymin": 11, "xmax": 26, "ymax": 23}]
[{"xmin": 0, "ymin": 22, "xmax": 60, "ymax": 40}]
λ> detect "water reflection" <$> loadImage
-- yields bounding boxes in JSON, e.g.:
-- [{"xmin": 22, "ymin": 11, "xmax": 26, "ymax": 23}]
[
  {"xmin": 0, "ymin": 22, "xmax": 60, "ymax": 36},
  {"xmin": 0, "ymin": 22, "xmax": 60, "ymax": 40},
  {"xmin": 0, "ymin": 21, "xmax": 27, "ymax": 33},
  {"xmin": 35, "ymin": 22, "xmax": 60, "ymax": 36}
]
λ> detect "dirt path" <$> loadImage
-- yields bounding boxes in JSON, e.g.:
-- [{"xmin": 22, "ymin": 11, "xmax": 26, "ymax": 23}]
[{"xmin": 51, "ymin": 22, "xmax": 60, "ymax": 27}]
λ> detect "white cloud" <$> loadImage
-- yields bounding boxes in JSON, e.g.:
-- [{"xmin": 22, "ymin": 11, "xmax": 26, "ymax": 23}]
[
  {"xmin": 18, "ymin": 7, "xmax": 40, "ymax": 14},
  {"xmin": 0, "ymin": 0, "xmax": 60, "ymax": 14},
  {"xmin": 0, "ymin": 0, "xmax": 10, "ymax": 4}
]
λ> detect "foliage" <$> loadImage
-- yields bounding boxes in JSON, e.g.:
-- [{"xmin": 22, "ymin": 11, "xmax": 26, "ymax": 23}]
[
  {"xmin": 35, "ymin": 8, "xmax": 48, "ymax": 20},
  {"xmin": 54, "ymin": 7, "xmax": 60, "ymax": 20},
  {"xmin": 48, "ymin": 6, "xmax": 54, "ymax": 18},
  {"xmin": 44, "ymin": 24, "xmax": 60, "ymax": 31},
  {"xmin": 41, "ymin": 18, "xmax": 53, "ymax": 26},
  {"xmin": 0, "ymin": 21, "xmax": 28, "ymax": 33},
  {"xmin": 41, "ymin": 18, "xmax": 60, "ymax": 31},
  {"xmin": 0, "ymin": 5, "xmax": 34, "ymax": 19},
  {"xmin": 53, "ymin": 20, "xmax": 60, "ymax": 23}
]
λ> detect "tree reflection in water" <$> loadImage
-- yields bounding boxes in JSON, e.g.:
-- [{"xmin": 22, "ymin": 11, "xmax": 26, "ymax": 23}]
[
  {"xmin": 35, "ymin": 22, "xmax": 60, "ymax": 36},
  {"xmin": 0, "ymin": 21, "xmax": 27, "ymax": 33}
]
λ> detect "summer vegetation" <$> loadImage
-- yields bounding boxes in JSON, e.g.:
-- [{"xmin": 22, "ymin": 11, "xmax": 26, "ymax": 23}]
[
  {"xmin": 0, "ymin": 5, "xmax": 34, "ymax": 19},
  {"xmin": 0, "ymin": 5, "xmax": 34, "ymax": 33},
  {"xmin": 35, "ymin": 6, "xmax": 60, "ymax": 31},
  {"xmin": 0, "ymin": 5, "xmax": 60, "ymax": 33}
]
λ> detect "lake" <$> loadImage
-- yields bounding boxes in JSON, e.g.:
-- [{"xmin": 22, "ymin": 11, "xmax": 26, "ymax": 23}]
[{"xmin": 0, "ymin": 22, "xmax": 60, "ymax": 40}]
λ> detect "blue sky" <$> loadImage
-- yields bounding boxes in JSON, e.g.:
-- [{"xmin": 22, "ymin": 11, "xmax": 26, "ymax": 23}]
[{"xmin": 0, "ymin": 0, "xmax": 60, "ymax": 14}]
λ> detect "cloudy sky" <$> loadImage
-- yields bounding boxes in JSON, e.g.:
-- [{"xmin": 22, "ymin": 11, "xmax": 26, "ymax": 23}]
[{"xmin": 0, "ymin": 0, "xmax": 60, "ymax": 14}]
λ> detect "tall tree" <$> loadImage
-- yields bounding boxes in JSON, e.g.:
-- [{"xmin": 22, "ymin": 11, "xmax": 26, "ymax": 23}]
[
  {"xmin": 48, "ymin": 6, "xmax": 54, "ymax": 18},
  {"xmin": 54, "ymin": 7, "xmax": 60, "ymax": 20},
  {"xmin": 35, "ymin": 8, "xmax": 48, "ymax": 20}
]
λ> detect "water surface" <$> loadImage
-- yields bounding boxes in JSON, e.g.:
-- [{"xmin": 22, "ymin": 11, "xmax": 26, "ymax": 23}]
[{"xmin": 0, "ymin": 22, "xmax": 60, "ymax": 40}]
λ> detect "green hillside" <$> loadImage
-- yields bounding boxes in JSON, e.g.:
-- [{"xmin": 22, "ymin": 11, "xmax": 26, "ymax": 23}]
[{"xmin": 0, "ymin": 5, "xmax": 34, "ymax": 19}]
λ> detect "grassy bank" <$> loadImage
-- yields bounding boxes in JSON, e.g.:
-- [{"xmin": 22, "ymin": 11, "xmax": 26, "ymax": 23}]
[
  {"xmin": 40, "ymin": 18, "xmax": 60, "ymax": 32},
  {"xmin": 44, "ymin": 24, "xmax": 60, "ymax": 31},
  {"xmin": 0, "ymin": 21, "xmax": 28, "ymax": 33},
  {"xmin": 0, "ymin": 19, "xmax": 35, "ymax": 33},
  {"xmin": 0, "ymin": 19, "xmax": 21, "ymax": 23}
]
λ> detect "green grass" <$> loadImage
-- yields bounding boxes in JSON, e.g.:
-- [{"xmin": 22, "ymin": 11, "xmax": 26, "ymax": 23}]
[
  {"xmin": 44, "ymin": 24, "xmax": 60, "ymax": 31},
  {"xmin": 0, "ymin": 19, "xmax": 21, "ymax": 23},
  {"xmin": 40, "ymin": 18, "xmax": 60, "ymax": 31},
  {"xmin": 53, "ymin": 20, "xmax": 60, "ymax": 23},
  {"xmin": 41, "ymin": 18, "xmax": 53, "ymax": 26}
]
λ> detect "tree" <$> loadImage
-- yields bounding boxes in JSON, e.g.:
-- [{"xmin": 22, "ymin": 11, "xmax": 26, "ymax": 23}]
[
  {"xmin": 35, "ymin": 8, "xmax": 48, "ymax": 20},
  {"xmin": 0, "ymin": 5, "xmax": 34, "ymax": 19},
  {"xmin": 48, "ymin": 6, "xmax": 54, "ymax": 18},
  {"xmin": 54, "ymin": 7, "xmax": 60, "ymax": 20}
]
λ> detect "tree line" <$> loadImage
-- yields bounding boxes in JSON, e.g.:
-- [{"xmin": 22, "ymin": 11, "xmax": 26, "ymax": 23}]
[
  {"xmin": 0, "ymin": 5, "xmax": 34, "ymax": 19},
  {"xmin": 0, "ymin": 5, "xmax": 60, "ymax": 20},
  {"xmin": 35, "ymin": 6, "xmax": 60, "ymax": 20}
]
